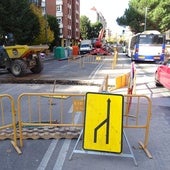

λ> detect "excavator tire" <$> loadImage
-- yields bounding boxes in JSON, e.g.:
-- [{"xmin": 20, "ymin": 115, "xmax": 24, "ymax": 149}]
[
  {"xmin": 30, "ymin": 55, "xmax": 43, "ymax": 74},
  {"xmin": 10, "ymin": 59, "xmax": 27, "ymax": 77}
]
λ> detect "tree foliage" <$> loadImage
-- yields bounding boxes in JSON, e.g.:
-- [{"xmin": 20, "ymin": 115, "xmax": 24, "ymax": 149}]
[
  {"xmin": 31, "ymin": 4, "xmax": 54, "ymax": 45},
  {"xmin": 80, "ymin": 15, "xmax": 91, "ymax": 39},
  {"xmin": 0, "ymin": 0, "xmax": 55, "ymax": 45},
  {"xmin": 90, "ymin": 22, "xmax": 103, "ymax": 38},
  {"xmin": 80, "ymin": 16, "xmax": 103, "ymax": 40},
  {"xmin": 47, "ymin": 15, "xmax": 60, "ymax": 49},
  {"xmin": 116, "ymin": 0, "xmax": 170, "ymax": 33},
  {"xmin": 0, "ymin": 0, "xmax": 40, "ymax": 44}
]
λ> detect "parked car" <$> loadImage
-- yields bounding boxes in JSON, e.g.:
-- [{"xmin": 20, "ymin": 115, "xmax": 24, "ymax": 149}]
[
  {"xmin": 79, "ymin": 40, "xmax": 92, "ymax": 55},
  {"xmin": 155, "ymin": 59, "xmax": 170, "ymax": 89}
]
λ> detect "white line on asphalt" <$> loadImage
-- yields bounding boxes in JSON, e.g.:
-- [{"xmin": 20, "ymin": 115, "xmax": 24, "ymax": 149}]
[
  {"xmin": 37, "ymin": 105, "xmax": 81, "ymax": 170},
  {"xmin": 88, "ymin": 60, "xmax": 105, "ymax": 79},
  {"xmin": 52, "ymin": 107, "xmax": 81, "ymax": 170},
  {"xmin": 37, "ymin": 139, "xmax": 59, "ymax": 170},
  {"xmin": 52, "ymin": 139, "xmax": 71, "ymax": 170}
]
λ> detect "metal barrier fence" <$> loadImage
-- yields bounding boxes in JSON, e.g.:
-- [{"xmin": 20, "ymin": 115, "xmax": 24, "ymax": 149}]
[
  {"xmin": 68, "ymin": 55, "xmax": 82, "ymax": 68},
  {"xmin": 98, "ymin": 78, "xmax": 152, "ymax": 158},
  {"xmin": 123, "ymin": 94, "xmax": 152, "ymax": 158},
  {"xmin": 16, "ymin": 92, "xmax": 152, "ymax": 158},
  {"xmin": 1, "ymin": 90, "xmax": 152, "ymax": 159},
  {"xmin": 0, "ymin": 94, "xmax": 21, "ymax": 154},
  {"xmin": 81, "ymin": 55, "xmax": 103, "ymax": 66},
  {"xmin": 68, "ymin": 55, "xmax": 105, "ymax": 68},
  {"xmin": 17, "ymin": 93, "xmax": 85, "ymax": 147}
]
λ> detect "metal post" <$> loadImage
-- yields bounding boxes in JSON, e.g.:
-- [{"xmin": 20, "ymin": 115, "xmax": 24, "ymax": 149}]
[
  {"xmin": 144, "ymin": 7, "xmax": 147, "ymax": 31},
  {"xmin": 45, "ymin": 0, "xmax": 48, "ymax": 44}
]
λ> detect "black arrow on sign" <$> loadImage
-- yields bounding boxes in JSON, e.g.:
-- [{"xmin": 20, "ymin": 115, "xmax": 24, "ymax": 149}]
[{"xmin": 94, "ymin": 98, "xmax": 111, "ymax": 144}]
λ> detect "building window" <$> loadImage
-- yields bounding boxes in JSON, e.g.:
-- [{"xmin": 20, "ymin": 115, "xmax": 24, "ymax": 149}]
[
  {"xmin": 57, "ymin": 18, "xmax": 62, "ymax": 24},
  {"xmin": 57, "ymin": 5, "xmax": 61, "ymax": 11},
  {"xmin": 29, "ymin": 0, "xmax": 41, "ymax": 6},
  {"xmin": 60, "ymin": 28, "xmax": 62, "ymax": 34}
]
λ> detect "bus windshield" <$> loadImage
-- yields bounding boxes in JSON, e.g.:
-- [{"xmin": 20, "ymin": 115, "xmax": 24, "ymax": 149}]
[{"xmin": 139, "ymin": 34, "xmax": 164, "ymax": 45}]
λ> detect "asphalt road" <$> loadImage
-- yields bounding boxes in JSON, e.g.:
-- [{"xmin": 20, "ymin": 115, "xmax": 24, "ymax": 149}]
[{"xmin": 0, "ymin": 54, "xmax": 170, "ymax": 170}]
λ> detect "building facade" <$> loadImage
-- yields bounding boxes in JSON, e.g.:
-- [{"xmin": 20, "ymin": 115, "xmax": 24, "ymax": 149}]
[
  {"xmin": 42, "ymin": 0, "xmax": 80, "ymax": 47},
  {"xmin": 30, "ymin": 0, "xmax": 80, "ymax": 47}
]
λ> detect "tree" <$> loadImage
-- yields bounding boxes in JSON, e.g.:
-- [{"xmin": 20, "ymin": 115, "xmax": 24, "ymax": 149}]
[
  {"xmin": 0, "ymin": 0, "xmax": 40, "ymax": 44},
  {"xmin": 90, "ymin": 22, "xmax": 103, "ymax": 39},
  {"xmin": 80, "ymin": 16, "xmax": 91, "ymax": 39},
  {"xmin": 149, "ymin": 0, "xmax": 170, "ymax": 32},
  {"xmin": 31, "ymin": 4, "xmax": 54, "ymax": 45},
  {"xmin": 47, "ymin": 15, "xmax": 60, "ymax": 50},
  {"xmin": 80, "ymin": 15, "xmax": 104, "ymax": 40},
  {"xmin": 116, "ymin": 0, "xmax": 170, "ymax": 33}
]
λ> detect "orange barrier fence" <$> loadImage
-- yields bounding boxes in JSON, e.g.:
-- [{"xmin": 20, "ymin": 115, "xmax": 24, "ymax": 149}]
[{"xmin": 0, "ymin": 94, "xmax": 21, "ymax": 154}]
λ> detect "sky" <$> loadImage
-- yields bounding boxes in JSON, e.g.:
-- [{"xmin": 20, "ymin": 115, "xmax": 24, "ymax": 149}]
[{"xmin": 80, "ymin": 0, "xmax": 129, "ymax": 34}]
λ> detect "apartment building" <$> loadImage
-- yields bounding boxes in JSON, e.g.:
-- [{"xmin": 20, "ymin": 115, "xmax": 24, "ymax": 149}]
[{"xmin": 40, "ymin": 0, "xmax": 80, "ymax": 47}]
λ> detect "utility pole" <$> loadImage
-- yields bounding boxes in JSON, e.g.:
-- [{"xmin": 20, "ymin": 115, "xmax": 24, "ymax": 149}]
[
  {"xmin": 45, "ymin": 0, "xmax": 48, "ymax": 44},
  {"xmin": 144, "ymin": 7, "xmax": 147, "ymax": 31}
]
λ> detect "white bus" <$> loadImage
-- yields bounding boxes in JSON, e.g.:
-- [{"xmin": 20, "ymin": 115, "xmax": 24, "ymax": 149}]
[{"xmin": 126, "ymin": 30, "xmax": 166, "ymax": 62}]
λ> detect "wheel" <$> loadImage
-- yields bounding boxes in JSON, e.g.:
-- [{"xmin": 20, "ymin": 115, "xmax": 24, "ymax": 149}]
[
  {"xmin": 155, "ymin": 71, "xmax": 163, "ymax": 87},
  {"xmin": 30, "ymin": 56, "xmax": 43, "ymax": 74},
  {"xmin": 10, "ymin": 59, "xmax": 27, "ymax": 77}
]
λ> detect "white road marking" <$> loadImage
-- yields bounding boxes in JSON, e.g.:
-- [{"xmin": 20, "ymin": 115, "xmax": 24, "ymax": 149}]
[
  {"xmin": 88, "ymin": 60, "xmax": 105, "ymax": 79},
  {"xmin": 52, "ymin": 139, "xmax": 71, "ymax": 170},
  {"xmin": 37, "ymin": 105, "xmax": 81, "ymax": 170},
  {"xmin": 37, "ymin": 139, "xmax": 58, "ymax": 170}
]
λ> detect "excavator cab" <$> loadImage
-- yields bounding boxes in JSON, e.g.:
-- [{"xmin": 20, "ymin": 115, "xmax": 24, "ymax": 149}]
[{"xmin": 3, "ymin": 33, "xmax": 15, "ymax": 46}]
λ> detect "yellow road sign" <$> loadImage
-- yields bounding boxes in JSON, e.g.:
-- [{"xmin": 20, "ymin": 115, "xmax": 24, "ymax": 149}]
[{"xmin": 83, "ymin": 92, "xmax": 124, "ymax": 153}]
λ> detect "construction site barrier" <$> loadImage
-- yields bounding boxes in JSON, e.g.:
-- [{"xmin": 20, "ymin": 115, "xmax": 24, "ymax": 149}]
[
  {"xmin": 81, "ymin": 54, "xmax": 103, "ymax": 65},
  {"xmin": 114, "ymin": 72, "xmax": 130, "ymax": 90},
  {"xmin": 123, "ymin": 94, "xmax": 152, "ymax": 158},
  {"xmin": 17, "ymin": 93, "xmax": 86, "ymax": 147},
  {"xmin": 112, "ymin": 48, "xmax": 118, "ymax": 69},
  {"xmin": 98, "ymin": 78, "xmax": 152, "ymax": 158},
  {"xmin": 0, "ymin": 94, "xmax": 21, "ymax": 154},
  {"xmin": 109, "ymin": 62, "xmax": 136, "ymax": 92},
  {"xmin": 98, "ymin": 74, "xmax": 109, "ymax": 92},
  {"xmin": 68, "ymin": 54, "xmax": 105, "ymax": 68},
  {"xmin": 0, "ymin": 91, "xmax": 152, "ymax": 159},
  {"xmin": 68, "ymin": 55, "xmax": 81, "ymax": 65}
]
